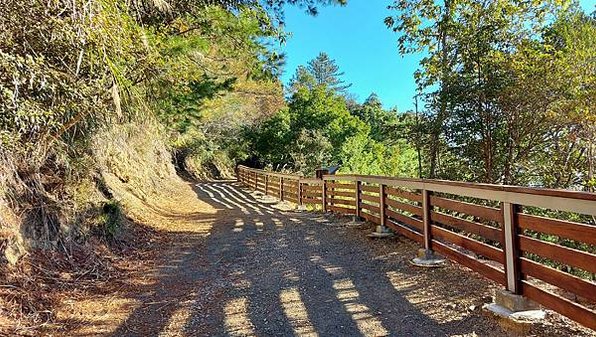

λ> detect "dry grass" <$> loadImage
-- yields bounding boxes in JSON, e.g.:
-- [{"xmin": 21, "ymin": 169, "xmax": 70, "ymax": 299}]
[
  {"xmin": 48, "ymin": 177, "xmax": 217, "ymax": 336},
  {"xmin": 0, "ymin": 120, "xmax": 217, "ymax": 335},
  {"xmin": 93, "ymin": 121, "xmax": 218, "ymax": 233}
]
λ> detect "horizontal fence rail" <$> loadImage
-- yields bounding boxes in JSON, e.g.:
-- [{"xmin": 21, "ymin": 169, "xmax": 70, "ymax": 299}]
[{"xmin": 236, "ymin": 165, "xmax": 596, "ymax": 330}]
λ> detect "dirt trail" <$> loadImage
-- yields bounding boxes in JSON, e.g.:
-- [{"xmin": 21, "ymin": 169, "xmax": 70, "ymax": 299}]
[{"xmin": 59, "ymin": 180, "xmax": 594, "ymax": 337}]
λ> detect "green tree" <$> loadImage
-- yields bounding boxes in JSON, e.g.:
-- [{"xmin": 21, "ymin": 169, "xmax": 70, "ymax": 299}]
[
  {"xmin": 306, "ymin": 52, "xmax": 352, "ymax": 93},
  {"xmin": 244, "ymin": 109, "xmax": 292, "ymax": 168},
  {"xmin": 288, "ymin": 85, "xmax": 366, "ymax": 155},
  {"xmin": 290, "ymin": 129, "xmax": 333, "ymax": 175},
  {"xmin": 340, "ymin": 133, "xmax": 418, "ymax": 176},
  {"xmin": 350, "ymin": 93, "xmax": 407, "ymax": 143},
  {"xmin": 533, "ymin": 10, "xmax": 596, "ymax": 189},
  {"xmin": 386, "ymin": 0, "xmax": 574, "ymax": 183},
  {"xmin": 288, "ymin": 65, "xmax": 317, "ymax": 93},
  {"xmin": 247, "ymin": 81, "xmax": 368, "ymax": 174}
]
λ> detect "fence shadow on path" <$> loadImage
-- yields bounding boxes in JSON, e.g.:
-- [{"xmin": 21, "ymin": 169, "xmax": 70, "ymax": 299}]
[{"xmin": 110, "ymin": 179, "xmax": 522, "ymax": 337}]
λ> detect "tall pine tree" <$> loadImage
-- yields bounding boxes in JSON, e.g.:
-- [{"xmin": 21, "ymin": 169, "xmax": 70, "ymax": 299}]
[{"xmin": 306, "ymin": 52, "xmax": 352, "ymax": 93}]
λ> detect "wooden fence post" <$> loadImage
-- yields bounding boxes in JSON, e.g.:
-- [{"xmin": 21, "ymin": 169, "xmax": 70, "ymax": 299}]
[
  {"xmin": 355, "ymin": 181, "xmax": 361, "ymax": 218},
  {"xmin": 422, "ymin": 189, "xmax": 432, "ymax": 252},
  {"xmin": 280, "ymin": 177, "xmax": 284, "ymax": 201},
  {"xmin": 379, "ymin": 184, "xmax": 386, "ymax": 227},
  {"xmin": 502, "ymin": 202, "xmax": 522, "ymax": 295},
  {"xmin": 297, "ymin": 179, "xmax": 303, "ymax": 205},
  {"xmin": 322, "ymin": 180, "xmax": 327, "ymax": 212}
]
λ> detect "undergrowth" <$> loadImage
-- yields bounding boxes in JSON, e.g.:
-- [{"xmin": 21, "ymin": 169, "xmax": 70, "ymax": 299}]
[{"xmin": 0, "ymin": 119, "xmax": 192, "ymax": 335}]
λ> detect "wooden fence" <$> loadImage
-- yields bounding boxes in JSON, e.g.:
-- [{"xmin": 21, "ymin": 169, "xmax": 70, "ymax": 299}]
[{"xmin": 236, "ymin": 165, "xmax": 596, "ymax": 330}]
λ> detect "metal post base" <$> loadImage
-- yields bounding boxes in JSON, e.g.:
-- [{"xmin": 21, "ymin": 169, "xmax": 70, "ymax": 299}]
[
  {"xmin": 367, "ymin": 225, "xmax": 394, "ymax": 238},
  {"xmin": 410, "ymin": 249, "xmax": 446, "ymax": 267}
]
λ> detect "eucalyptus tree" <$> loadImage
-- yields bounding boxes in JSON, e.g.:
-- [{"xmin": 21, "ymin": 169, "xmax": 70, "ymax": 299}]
[{"xmin": 385, "ymin": 0, "xmax": 456, "ymax": 178}]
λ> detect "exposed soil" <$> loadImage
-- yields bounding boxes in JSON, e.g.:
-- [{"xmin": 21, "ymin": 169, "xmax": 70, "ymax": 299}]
[{"xmin": 4, "ymin": 179, "xmax": 595, "ymax": 336}]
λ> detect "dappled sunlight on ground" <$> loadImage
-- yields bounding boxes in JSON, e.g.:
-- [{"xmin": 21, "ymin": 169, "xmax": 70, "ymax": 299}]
[
  {"xmin": 385, "ymin": 264, "xmax": 493, "ymax": 326},
  {"xmin": 280, "ymin": 287, "xmax": 319, "ymax": 337},
  {"xmin": 333, "ymin": 278, "xmax": 390, "ymax": 337},
  {"xmin": 56, "ymin": 297, "xmax": 141, "ymax": 336},
  {"xmin": 224, "ymin": 298, "xmax": 256, "ymax": 336},
  {"xmin": 49, "ymin": 178, "xmax": 596, "ymax": 337},
  {"xmin": 386, "ymin": 270, "xmax": 467, "ymax": 324},
  {"xmin": 157, "ymin": 296, "xmax": 197, "ymax": 337}
]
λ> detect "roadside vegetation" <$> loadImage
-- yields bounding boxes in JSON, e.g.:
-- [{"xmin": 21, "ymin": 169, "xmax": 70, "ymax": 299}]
[{"xmin": 0, "ymin": 0, "xmax": 343, "ymax": 332}]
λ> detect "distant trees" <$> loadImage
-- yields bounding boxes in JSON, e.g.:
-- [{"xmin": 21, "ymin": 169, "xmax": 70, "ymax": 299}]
[
  {"xmin": 351, "ymin": 93, "xmax": 405, "ymax": 143},
  {"xmin": 247, "ymin": 73, "xmax": 366, "ymax": 174},
  {"xmin": 247, "ymin": 55, "xmax": 418, "ymax": 176}
]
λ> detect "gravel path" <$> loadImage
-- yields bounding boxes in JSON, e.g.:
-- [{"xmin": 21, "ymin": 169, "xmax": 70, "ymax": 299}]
[{"xmin": 111, "ymin": 181, "xmax": 595, "ymax": 337}]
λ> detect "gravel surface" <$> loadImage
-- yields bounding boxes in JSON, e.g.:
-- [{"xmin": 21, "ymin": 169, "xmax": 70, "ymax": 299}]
[{"xmin": 112, "ymin": 181, "xmax": 595, "ymax": 337}]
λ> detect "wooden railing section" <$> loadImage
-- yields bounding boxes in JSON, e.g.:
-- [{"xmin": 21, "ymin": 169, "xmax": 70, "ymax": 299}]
[{"xmin": 236, "ymin": 165, "xmax": 596, "ymax": 330}]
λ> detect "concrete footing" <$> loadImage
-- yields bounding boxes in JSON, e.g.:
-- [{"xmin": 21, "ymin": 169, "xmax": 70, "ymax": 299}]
[
  {"xmin": 410, "ymin": 249, "xmax": 446, "ymax": 267},
  {"xmin": 259, "ymin": 195, "xmax": 278, "ymax": 204},
  {"xmin": 483, "ymin": 290, "xmax": 545, "ymax": 333},
  {"xmin": 367, "ymin": 225, "xmax": 394, "ymax": 238},
  {"xmin": 494, "ymin": 290, "xmax": 540, "ymax": 312},
  {"xmin": 295, "ymin": 204, "xmax": 308, "ymax": 211}
]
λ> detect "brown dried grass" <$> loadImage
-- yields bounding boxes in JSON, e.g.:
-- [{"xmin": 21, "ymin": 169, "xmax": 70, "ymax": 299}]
[{"xmin": 0, "ymin": 120, "xmax": 215, "ymax": 335}]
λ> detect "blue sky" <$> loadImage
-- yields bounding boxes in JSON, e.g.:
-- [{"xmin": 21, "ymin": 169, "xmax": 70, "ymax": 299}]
[{"xmin": 279, "ymin": 0, "xmax": 595, "ymax": 112}]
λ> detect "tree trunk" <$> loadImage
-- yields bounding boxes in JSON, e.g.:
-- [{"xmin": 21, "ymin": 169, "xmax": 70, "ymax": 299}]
[{"xmin": 429, "ymin": 0, "xmax": 452, "ymax": 179}]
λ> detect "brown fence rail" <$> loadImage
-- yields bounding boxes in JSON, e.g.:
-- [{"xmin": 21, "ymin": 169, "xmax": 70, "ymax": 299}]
[{"xmin": 236, "ymin": 165, "xmax": 596, "ymax": 330}]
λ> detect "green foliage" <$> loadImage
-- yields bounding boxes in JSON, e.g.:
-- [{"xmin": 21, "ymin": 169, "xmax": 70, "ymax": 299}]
[
  {"xmin": 99, "ymin": 200, "xmax": 124, "ymax": 239},
  {"xmin": 288, "ymin": 65, "xmax": 317, "ymax": 93},
  {"xmin": 351, "ymin": 93, "xmax": 408, "ymax": 143},
  {"xmin": 288, "ymin": 85, "xmax": 366, "ymax": 151},
  {"xmin": 291, "ymin": 129, "xmax": 334, "ymax": 175},
  {"xmin": 146, "ymin": 6, "xmax": 290, "ymax": 176},
  {"xmin": 246, "ymin": 54, "xmax": 419, "ymax": 176},
  {"xmin": 244, "ymin": 109, "xmax": 293, "ymax": 166},
  {"xmin": 340, "ymin": 133, "xmax": 417, "ymax": 176},
  {"xmin": 288, "ymin": 52, "xmax": 352, "ymax": 95},
  {"xmin": 386, "ymin": 0, "xmax": 595, "ymax": 189}
]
